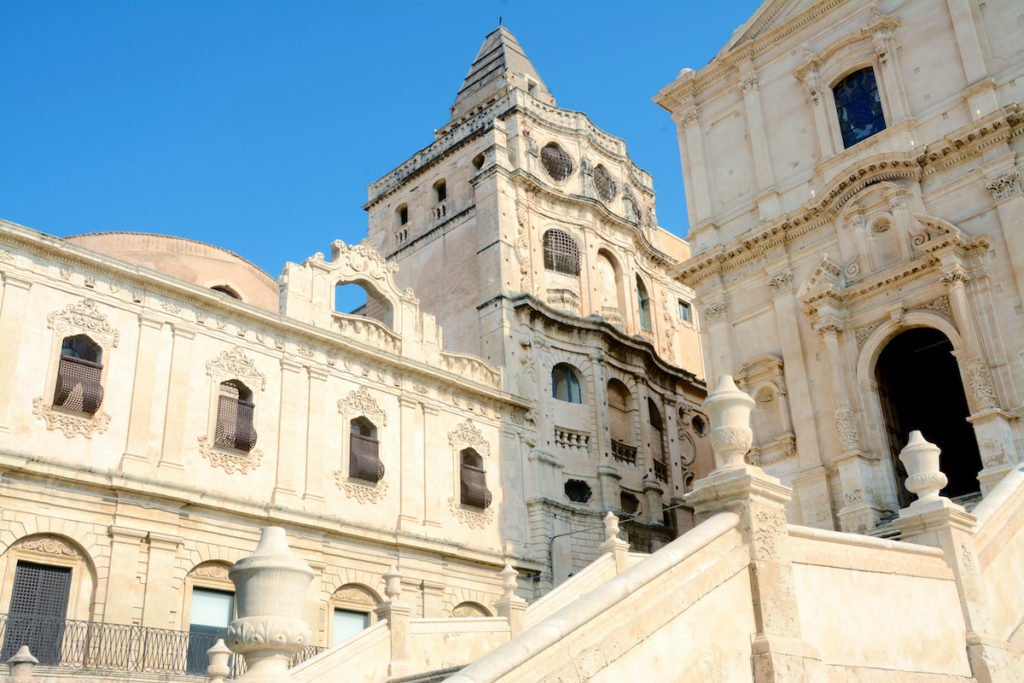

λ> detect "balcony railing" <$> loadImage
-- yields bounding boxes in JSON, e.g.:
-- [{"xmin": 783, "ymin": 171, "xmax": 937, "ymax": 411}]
[
  {"xmin": 0, "ymin": 614, "xmax": 324, "ymax": 677},
  {"xmin": 653, "ymin": 459, "xmax": 669, "ymax": 484},
  {"xmin": 611, "ymin": 439, "xmax": 637, "ymax": 465}
]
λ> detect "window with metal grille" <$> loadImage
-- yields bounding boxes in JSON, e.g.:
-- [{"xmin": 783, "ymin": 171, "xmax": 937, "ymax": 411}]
[
  {"xmin": 833, "ymin": 68, "xmax": 886, "ymax": 148},
  {"xmin": 594, "ymin": 165, "xmax": 616, "ymax": 201},
  {"xmin": 214, "ymin": 380, "xmax": 257, "ymax": 452},
  {"xmin": 636, "ymin": 276, "xmax": 652, "ymax": 331},
  {"xmin": 459, "ymin": 448, "xmax": 492, "ymax": 509},
  {"xmin": 552, "ymin": 363, "xmax": 583, "ymax": 404},
  {"xmin": 53, "ymin": 335, "xmax": 104, "ymax": 415},
  {"xmin": 542, "ymin": 229, "xmax": 580, "ymax": 276},
  {"xmin": 541, "ymin": 143, "xmax": 574, "ymax": 181},
  {"xmin": 349, "ymin": 417, "xmax": 384, "ymax": 483},
  {"xmin": 2, "ymin": 561, "xmax": 71, "ymax": 665}
]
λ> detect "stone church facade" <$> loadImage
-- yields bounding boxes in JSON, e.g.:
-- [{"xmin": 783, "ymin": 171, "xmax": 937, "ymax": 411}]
[{"xmin": 656, "ymin": 0, "xmax": 1024, "ymax": 534}]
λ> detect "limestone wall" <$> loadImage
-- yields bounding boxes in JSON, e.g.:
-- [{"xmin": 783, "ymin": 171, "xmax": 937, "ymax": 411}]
[{"xmin": 974, "ymin": 465, "xmax": 1024, "ymax": 643}]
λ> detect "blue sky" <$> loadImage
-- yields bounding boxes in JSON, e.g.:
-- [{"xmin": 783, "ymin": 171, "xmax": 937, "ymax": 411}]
[{"xmin": 1, "ymin": 0, "xmax": 761, "ymax": 282}]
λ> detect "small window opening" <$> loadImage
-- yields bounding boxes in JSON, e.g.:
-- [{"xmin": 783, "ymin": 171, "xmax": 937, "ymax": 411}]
[
  {"xmin": 564, "ymin": 479, "xmax": 592, "ymax": 503},
  {"xmin": 211, "ymin": 285, "xmax": 240, "ymax": 300},
  {"xmin": 460, "ymin": 448, "xmax": 492, "ymax": 509},
  {"xmin": 540, "ymin": 142, "xmax": 574, "ymax": 181},
  {"xmin": 434, "ymin": 179, "xmax": 447, "ymax": 202},
  {"xmin": 542, "ymin": 229, "xmax": 581, "ymax": 276},
  {"xmin": 620, "ymin": 492, "xmax": 640, "ymax": 516},
  {"xmin": 349, "ymin": 417, "xmax": 384, "ymax": 483},
  {"xmin": 691, "ymin": 414, "xmax": 707, "ymax": 436},
  {"xmin": 54, "ymin": 335, "xmax": 104, "ymax": 415},
  {"xmin": 552, "ymin": 363, "xmax": 583, "ymax": 404},
  {"xmin": 678, "ymin": 300, "xmax": 692, "ymax": 323},
  {"xmin": 214, "ymin": 380, "xmax": 257, "ymax": 452},
  {"xmin": 396, "ymin": 205, "xmax": 409, "ymax": 226},
  {"xmin": 636, "ymin": 277, "xmax": 652, "ymax": 331},
  {"xmin": 334, "ymin": 282, "xmax": 393, "ymax": 328},
  {"xmin": 472, "ymin": 153, "xmax": 485, "ymax": 170},
  {"xmin": 527, "ymin": 80, "xmax": 538, "ymax": 98}
]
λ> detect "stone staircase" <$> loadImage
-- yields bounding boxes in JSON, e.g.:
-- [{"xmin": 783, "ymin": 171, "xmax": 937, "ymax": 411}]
[
  {"xmin": 868, "ymin": 491, "xmax": 985, "ymax": 540},
  {"xmin": 389, "ymin": 665, "xmax": 466, "ymax": 683}
]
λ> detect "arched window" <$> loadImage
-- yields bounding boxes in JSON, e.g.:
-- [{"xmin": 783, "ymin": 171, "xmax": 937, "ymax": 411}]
[
  {"xmin": 833, "ymin": 68, "xmax": 886, "ymax": 148},
  {"xmin": 210, "ymin": 285, "xmax": 240, "ymax": 300},
  {"xmin": 53, "ymin": 335, "xmax": 104, "ymax": 415},
  {"xmin": 214, "ymin": 380, "xmax": 257, "ymax": 452},
  {"xmin": 349, "ymin": 417, "xmax": 384, "ymax": 483},
  {"xmin": 636, "ymin": 276, "xmax": 652, "ymax": 331},
  {"xmin": 540, "ymin": 142, "xmax": 574, "ymax": 181},
  {"xmin": 459, "ymin": 448, "xmax": 492, "ymax": 509},
  {"xmin": 330, "ymin": 584, "xmax": 379, "ymax": 645},
  {"xmin": 433, "ymin": 179, "xmax": 447, "ymax": 202},
  {"xmin": 552, "ymin": 363, "xmax": 583, "ymax": 404},
  {"xmin": 543, "ymin": 229, "xmax": 580, "ymax": 276}
]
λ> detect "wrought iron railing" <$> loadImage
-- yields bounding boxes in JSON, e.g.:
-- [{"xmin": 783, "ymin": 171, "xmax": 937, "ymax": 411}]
[{"xmin": 0, "ymin": 614, "xmax": 324, "ymax": 677}]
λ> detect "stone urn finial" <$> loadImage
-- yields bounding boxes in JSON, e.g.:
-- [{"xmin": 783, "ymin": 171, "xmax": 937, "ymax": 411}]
[
  {"xmin": 899, "ymin": 430, "xmax": 948, "ymax": 506},
  {"xmin": 227, "ymin": 527, "xmax": 314, "ymax": 682},
  {"xmin": 206, "ymin": 638, "xmax": 232, "ymax": 683},
  {"xmin": 603, "ymin": 510, "xmax": 620, "ymax": 543},
  {"xmin": 7, "ymin": 645, "xmax": 38, "ymax": 683},
  {"xmin": 702, "ymin": 375, "xmax": 756, "ymax": 470},
  {"xmin": 383, "ymin": 565, "xmax": 403, "ymax": 602},
  {"xmin": 499, "ymin": 560, "xmax": 518, "ymax": 601}
]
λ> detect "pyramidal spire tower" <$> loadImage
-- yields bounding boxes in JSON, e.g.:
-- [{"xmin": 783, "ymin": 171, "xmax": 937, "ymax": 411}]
[{"xmin": 363, "ymin": 26, "xmax": 709, "ymax": 587}]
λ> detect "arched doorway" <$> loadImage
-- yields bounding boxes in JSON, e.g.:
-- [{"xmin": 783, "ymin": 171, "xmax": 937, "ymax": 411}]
[{"xmin": 875, "ymin": 327, "xmax": 982, "ymax": 507}]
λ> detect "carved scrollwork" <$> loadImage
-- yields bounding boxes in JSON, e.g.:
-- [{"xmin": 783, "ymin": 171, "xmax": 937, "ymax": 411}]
[
  {"xmin": 702, "ymin": 301, "xmax": 728, "ymax": 322},
  {"xmin": 986, "ymin": 170, "xmax": 1021, "ymax": 203},
  {"xmin": 191, "ymin": 563, "xmax": 231, "ymax": 580},
  {"xmin": 767, "ymin": 272, "xmax": 793, "ymax": 297},
  {"xmin": 32, "ymin": 397, "xmax": 111, "ymax": 438},
  {"xmin": 834, "ymin": 408, "xmax": 859, "ymax": 448},
  {"xmin": 710, "ymin": 425, "xmax": 752, "ymax": 468},
  {"xmin": 197, "ymin": 436, "xmax": 263, "ymax": 474},
  {"xmin": 0, "ymin": 249, "xmax": 14, "ymax": 263},
  {"xmin": 205, "ymin": 347, "xmax": 267, "ymax": 391},
  {"xmin": 337, "ymin": 386, "xmax": 387, "ymax": 427},
  {"xmin": 334, "ymin": 474, "xmax": 389, "ymax": 503},
  {"xmin": 16, "ymin": 537, "xmax": 79, "ymax": 557},
  {"xmin": 448, "ymin": 420, "xmax": 490, "ymax": 457},
  {"xmin": 966, "ymin": 359, "xmax": 997, "ymax": 410},
  {"xmin": 47, "ymin": 298, "xmax": 120, "ymax": 348},
  {"xmin": 448, "ymin": 497, "xmax": 495, "ymax": 528}
]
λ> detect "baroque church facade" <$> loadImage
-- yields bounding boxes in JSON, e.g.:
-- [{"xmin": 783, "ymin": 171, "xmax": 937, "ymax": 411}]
[{"xmin": 0, "ymin": 0, "xmax": 1023, "ymax": 680}]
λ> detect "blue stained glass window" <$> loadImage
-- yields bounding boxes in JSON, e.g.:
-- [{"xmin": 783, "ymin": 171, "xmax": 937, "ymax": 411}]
[{"xmin": 833, "ymin": 68, "xmax": 886, "ymax": 148}]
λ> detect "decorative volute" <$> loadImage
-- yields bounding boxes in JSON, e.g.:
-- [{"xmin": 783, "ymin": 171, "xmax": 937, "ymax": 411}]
[
  {"xmin": 702, "ymin": 375, "xmax": 756, "ymax": 470},
  {"xmin": 227, "ymin": 527, "xmax": 314, "ymax": 682},
  {"xmin": 899, "ymin": 430, "xmax": 948, "ymax": 506}
]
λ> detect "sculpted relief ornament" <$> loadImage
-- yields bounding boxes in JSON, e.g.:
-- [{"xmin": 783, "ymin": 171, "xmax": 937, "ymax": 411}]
[
  {"xmin": 47, "ymin": 298, "xmax": 121, "ymax": 349},
  {"xmin": 33, "ymin": 397, "xmax": 111, "ymax": 439},
  {"xmin": 198, "ymin": 436, "xmax": 263, "ymax": 475},
  {"xmin": 702, "ymin": 301, "xmax": 728, "ymax": 323},
  {"xmin": 335, "ymin": 475, "xmax": 389, "ymax": 504},
  {"xmin": 205, "ymin": 347, "xmax": 267, "ymax": 391},
  {"xmin": 448, "ymin": 419, "xmax": 491, "ymax": 457},
  {"xmin": 338, "ymin": 386, "xmax": 387, "ymax": 426},
  {"xmin": 986, "ymin": 170, "xmax": 1021, "ymax": 203}
]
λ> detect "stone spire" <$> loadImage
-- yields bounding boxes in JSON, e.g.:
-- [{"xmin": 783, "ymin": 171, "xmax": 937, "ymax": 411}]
[{"xmin": 451, "ymin": 26, "xmax": 554, "ymax": 120}]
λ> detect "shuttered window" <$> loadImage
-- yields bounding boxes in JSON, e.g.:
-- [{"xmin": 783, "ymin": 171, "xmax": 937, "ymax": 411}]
[{"xmin": 2, "ymin": 562, "xmax": 71, "ymax": 665}]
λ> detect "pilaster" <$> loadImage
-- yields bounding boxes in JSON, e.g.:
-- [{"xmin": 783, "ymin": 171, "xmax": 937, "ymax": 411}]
[
  {"xmin": 0, "ymin": 275, "xmax": 32, "ymax": 435},
  {"xmin": 121, "ymin": 316, "xmax": 166, "ymax": 473},
  {"xmin": 158, "ymin": 325, "xmax": 195, "ymax": 470},
  {"xmin": 398, "ymin": 396, "xmax": 423, "ymax": 531},
  {"xmin": 302, "ymin": 367, "xmax": 328, "ymax": 503},
  {"xmin": 103, "ymin": 526, "xmax": 148, "ymax": 625},
  {"xmin": 142, "ymin": 532, "xmax": 183, "ymax": 628},
  {"xmin": 272, "ymin": 358, "xmax": 306, "ymax": 504}
]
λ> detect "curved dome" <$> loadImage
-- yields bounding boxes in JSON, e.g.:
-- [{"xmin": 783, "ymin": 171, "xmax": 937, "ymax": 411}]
[{"xmin": 64, "ymin": 232, "xmax": 278, "ymax": 312}]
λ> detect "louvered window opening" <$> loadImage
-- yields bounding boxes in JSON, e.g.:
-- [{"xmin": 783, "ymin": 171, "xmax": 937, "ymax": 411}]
[
  {"xmin": 594, "ymin": 166, "xmax": 616, "ymax": 201},
  {"xmin": 460, "ymin": 462, "xmax": 492, "ymax": 509},
  {"xmin": 349, "ymin": 433, "xmax": 385, "ymax": 483},
  {"xmin": 2, "ymin": 562, "xmax": 71, "ymax": 665},
  {"xmin": 543, "ymin": 230, "xmax": 580, "ymax": 276},
  {"xmin": 541, "ymin": 143, "xmax": 574, "ymax": 181},
  {"xmin": 53, "ymin": 355, "xmax": 104, "ymax": 415},
  {"xmin": 215, "ymin": 385, "xmax": 257, "ymax": 452}
]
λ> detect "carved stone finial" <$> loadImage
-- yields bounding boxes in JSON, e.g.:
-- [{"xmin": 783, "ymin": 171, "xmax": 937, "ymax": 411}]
[
  {"xmin": 7, "ymin": 645, "xmax": 38, "ymax": 683},
  {"xmin": 703, "ymin": 375, "xmax": 755, "ymax": 470},
  {"xmin": 205, "ymin": 639, "xmax": 232, "ymax": 683},
  {"xmin": 899, "ymin": 431, "xmax": 947, "ymax": 506},
  {"xmin": 227, "ymin": 527, "xmax": 314, "ymax": 682},
  {"xmin": 383, "ymin": 565, "xmax": 403, "ymax": 601},
  {"xmin": 603, "ymin": 510, "xmax": 620, "ymax": 543},
  {"xmin": 499, "ymin": 560, "xmax": 518, "ymax": 601}
]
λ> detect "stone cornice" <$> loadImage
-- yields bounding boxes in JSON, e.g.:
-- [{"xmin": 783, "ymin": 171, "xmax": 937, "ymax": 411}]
[
  {"xmin": 674, "ymin": 105, "xmax": 1023, "ymax": 287},
  {"xmin": 0, "ymin": 220, "xmax": 527, "ymax": 410}
]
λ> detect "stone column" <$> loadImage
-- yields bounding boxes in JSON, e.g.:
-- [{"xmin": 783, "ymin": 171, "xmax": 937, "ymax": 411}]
[
  {"xmin": 398, "ymin": 397, "xmax": 423, "ymax": 531},
  {"xmin": 687, "ymin": 376, "xmax": 825, "ymax": 681},
  {"xmin": 677, "ymin": 106, "xmax": 714, "ymax": 225},
  {"xmin": 869, "ymin": 16, "xmax": 910, "ymax": 122},
  {"xmin": 588, "ymin": 353, "xmax": 607, "ymax": 459},
  {"xmin": 227, "ymin": 527, "xmax": 314, "ymax": 683},
  {"xmin": 374, "ymin": 566, "xmax": 412, "ymax": 678},
  {"xmin": 597, "ymin": 464, "xmax": 621, "ymax": 512},
  {"xmin": 795, "ymin": 62, "xmax": 838, "ymax": 159},
  {"xmin": 142, "ymin": 532, "xmax": 182, "ymax": 628},
  {"xmin": 767, "ymin": 273, "xmax": 831, "ymax": 527},
  {"xmin": 815, "ymin": 316, "xmax": 880, "ymax": 533},
  {"xmin": 0, "ymin": 276, "xmax": 32, "ymax": 435},
  {"xmin": 642, "ymin": 480, "xmax": 664, "ymax": 526},
  {"xmin": 273, "ymin": 359, "xmax": 307, "ymax": 503},
  {"xmin": 103, "ymin": 526, "xmax": 147, "ymax": 624},
  {"xmin": 940, "ymin": 265, "xmax": 1015, "ymax": 493},
  {"xmin": 121, "ymin": 316, "xmax": 165, "ymax": 473},
  {"xmin": 302, "ymin": 367, "xmax": 328, "ymax": 504},
  {"xmin": 738, "ymin": 71, "xmax": 779, "ymax": 219},
  {"xmin": 159, "ymin": 325, "xmax": 195, "ymax": 470},
  {"xmin": 985, "ymin": 169, "xmax": 1024, "ymax": 306},
  {"xmin": 945, "ymin": 0, "xmax": 998, "ymax": 116},
  {"xmin": 893, "ymin": 433, "xmax": 1021, "ymax": 682},
  {"xmin": 493, "ymin": 560, "xmax": 527, "ymax": 637},
  {"xmin": 597, "ymin": 511, "xmax": 630, "ymax": 574}
]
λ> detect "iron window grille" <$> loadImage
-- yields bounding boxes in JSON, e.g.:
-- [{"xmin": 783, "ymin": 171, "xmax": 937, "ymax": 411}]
[
  {"xmin": 349, "ymin": 419, "xmax": 385, "ymax": 483},
  {"xmin": 541, "ymin": 143, "xmax": 574, "ymax": 181},
  {"xmin": 214, "ymin": 382, "xmax": 257, "ymax": 452},
  {"xmin": 543, "ymin": 229, "xmax": 581, "ymax": 276},
  {"xmin": 594, "ymin": 165, "xmax": 617, "ymax": 201},
  {"xmin": 460, "ymin": 450, "xmax": 492, "ymax": 509}
]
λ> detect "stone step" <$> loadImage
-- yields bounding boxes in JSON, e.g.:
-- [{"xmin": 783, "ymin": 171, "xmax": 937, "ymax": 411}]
[{"xmin": 389, "ymin": 665, "xmax": 465, "ymax": 683}]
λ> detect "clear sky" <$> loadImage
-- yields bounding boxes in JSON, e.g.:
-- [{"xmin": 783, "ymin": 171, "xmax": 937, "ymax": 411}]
[{"xmin": 1, "ymin": 0, "xmax": 762, "ymax": 282}]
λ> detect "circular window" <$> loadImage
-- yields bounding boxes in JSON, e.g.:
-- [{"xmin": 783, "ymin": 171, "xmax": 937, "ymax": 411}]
[
  {"xmin": 541, "ymin": 143, "xmax": 574, "ymax": 181},
  {"xmin": 594, "ymin": 165, "xmax": 616, "ymax": 201},
  {"xmin": 564, "ymin": 479, "xmax": 592, "ymax": 503},
  {"xmin": 691, "ymin": 414, "xmax": 707, "ymax": 436}
]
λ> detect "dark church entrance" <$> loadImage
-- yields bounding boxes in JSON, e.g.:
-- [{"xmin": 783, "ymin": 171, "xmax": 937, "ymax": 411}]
[{"xmin": 875, "ymin": 327, "xmax": 982, "ymax": 508}]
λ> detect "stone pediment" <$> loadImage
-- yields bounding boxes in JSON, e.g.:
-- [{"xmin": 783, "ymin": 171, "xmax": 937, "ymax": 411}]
[
  {"xmin": 798, "ymin": 253, "xmax": 845, "ymax": 301},
  {"xmin": 722, "ymin": 0, "xmax": 824, "ymax": 53}
]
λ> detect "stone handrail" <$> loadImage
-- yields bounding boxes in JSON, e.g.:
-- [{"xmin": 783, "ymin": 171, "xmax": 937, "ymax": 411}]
[
  {"xmin": 447, "ymin": 511, "xmax": 742, "ymax": 683},
  {"xmin": 971, "ymin": 464, "xmax": 1024, "ymax": 642},
  {"xmin": 523, "ymin": 554, "xmax": 617, "ymax": 629},
  {"xmin": 331, "ymin": 313, "xmax": 402, "ymax": 355},
  {"xmin": 440, "ymin": 351, "xmax": 501, "ymax": 388},
  {"xmin": 289, "ymin": 621, "xmax": 390, "ymax": 682}
]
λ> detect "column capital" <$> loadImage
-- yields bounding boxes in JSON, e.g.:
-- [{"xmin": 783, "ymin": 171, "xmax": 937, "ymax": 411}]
[
  {"xmin": 986, "ymin": 170, "xmax": 1021, "ymax": 204},
  {"xmin": 146, "ymin": 532, "xmax": 183, "ymax": 550}
]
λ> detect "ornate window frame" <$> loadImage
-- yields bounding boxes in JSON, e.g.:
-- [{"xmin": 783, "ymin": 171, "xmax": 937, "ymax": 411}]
[
  {"xmin": 447, "ymin": 419, "xmax": 495, "ymax": 527},
  {"xmin": 335, "ymin": 386, "xmax": 389, "ymax": 503},
  {"xmin": 34, "ymin": 298, "xmax": 119, "ymax": 439},
  {"xmin": 198, "ymin": 347, "xmax": 266, "ymax": 474}
]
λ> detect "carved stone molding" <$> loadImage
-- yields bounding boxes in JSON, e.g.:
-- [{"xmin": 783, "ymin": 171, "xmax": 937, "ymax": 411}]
[
  {"xmin": 226, "ymin": 616, "xmax": 311, "ymax": 656},
  {"xmin": 191, "ymin": 563, "xmax": 231, "ymax": 580},
  {"xmin": 739, "ymin": 75, "xmax": 759, "ymax": 94},
  {"xmin": 197, "ymin": 436, "xmax": 263, "ymax": 475},
  {"xmin": 338, "ymin": 386, "xmax": 387, "ymax": 427},
  {"xmin": 680, "ymin": 107, "xmax": 700, "ymax": 126},
  {"xmin": 939, "ymin": 265, "xmax": 969, "ymax": 286},
  {"xmin": 919, "ymin": 295, "xmax": 952, "ymax": 317},
  {"xmin": 814, "ymin": 317, "xmax": 843, "ymax": 335},
  {"xmin": 834, "ymin": 408, "xmax": 859, "ymax": 448},
  {"xmin": 334, "ymin": 473, "xmax": 389, "ymax": 503},
  {"xmin": 47, "ymin": 298, "xmax": 120, "ymax": 348},
  {"xmin": 702, "ymin": 301, "xmax": 728, "ymax": 322},
  {"xmin": 0, "ymin": 249, "xmax": 14, "ymax": 263},
  {"xmin": 986, "ymin": 170, "xmax": 1021, "ymax": 203},
  {"xmin": 448, "ymin": 419, "xmax": 490, "ymax": 457},
  {"xmin": 15, "ymin": 537, "xmax": 79, "ymax": 558},
  {"xmin": 205, "ymin": 347, "xmax": 267, "ymax": 391},
  {"xmin": 767, "ymin": 272, "xmax": 793, "ymax": 297},
  {"xmin": 448, "ymin": 497, "xmax": 495, "ymax": 528},
  {"xmin": 333, "ymin": 586, "xmax": 376, "ymax": 606},
  {"xmin": 32, "ymin": 397, "xmax": 111, "ymax": 438},
  {"xmin": 966, "ymin": 359, "xmax": 997, "ymax": 411},
  {"xmin": 748, "ymin": 433, "xmax": 796, "ymax": 467}
]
